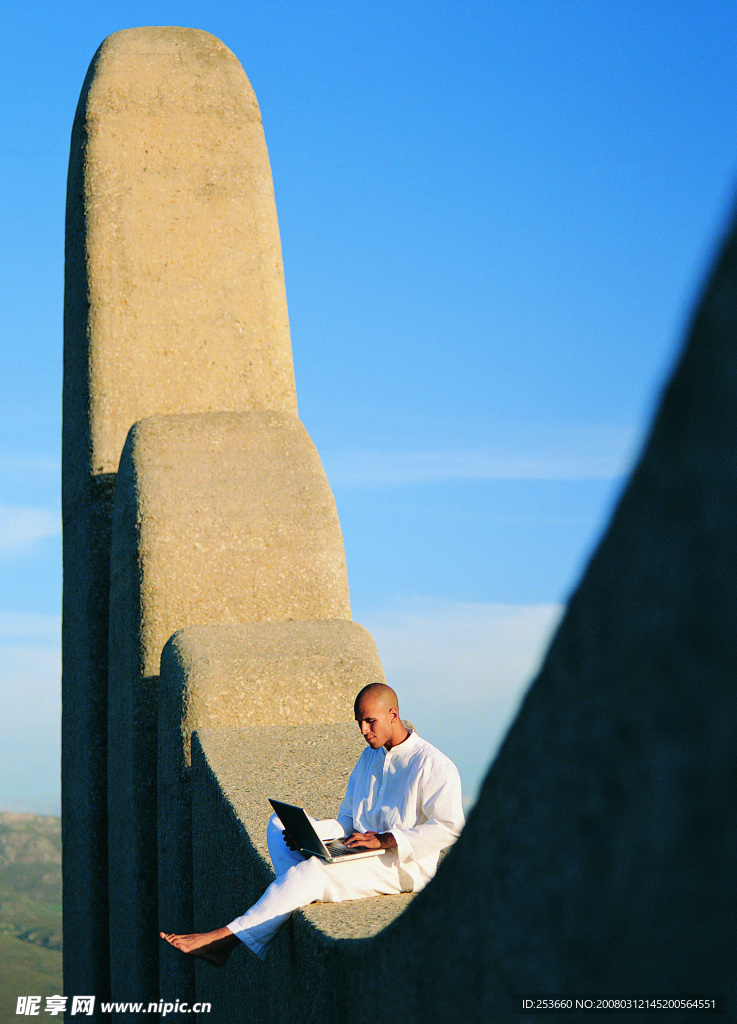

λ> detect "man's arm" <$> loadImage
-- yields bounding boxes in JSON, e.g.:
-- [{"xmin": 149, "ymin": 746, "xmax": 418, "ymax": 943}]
[
  {"xmin": 345, "ymin": 761, "xmax": 464, "ymax": 858},
  {"xmin": 386, "ymin": 763, "xmax": 464, "ymax": 864}
]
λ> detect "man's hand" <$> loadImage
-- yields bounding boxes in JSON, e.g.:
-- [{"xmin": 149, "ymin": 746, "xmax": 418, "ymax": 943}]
[
  {"xmin": 282, "ymin": 829, "xmax": 301, "ymax": 851},
  {"xmin": 343, "ymin": 830, "xmax": 397, "ymax": 850}
]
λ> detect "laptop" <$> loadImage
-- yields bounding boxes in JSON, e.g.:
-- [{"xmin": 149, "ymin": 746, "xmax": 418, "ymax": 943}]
[{"xmin": 269, "ymin": 799, "xmax": 386, "ymax": 863}]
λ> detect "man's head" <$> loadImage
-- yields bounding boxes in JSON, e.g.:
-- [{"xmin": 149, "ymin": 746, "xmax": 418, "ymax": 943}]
[{"xmin": 354, "ymin": 682, "xmax": 409, "ymax": 751}]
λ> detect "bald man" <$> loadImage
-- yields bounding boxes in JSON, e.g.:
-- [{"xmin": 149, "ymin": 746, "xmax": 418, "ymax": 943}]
[{"xmin": 160, "ymin": 683, "xmax": 464, "ymax": 963}]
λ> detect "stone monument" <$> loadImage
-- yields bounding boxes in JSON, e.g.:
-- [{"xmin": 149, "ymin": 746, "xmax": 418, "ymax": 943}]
[
  {"xmin": 64, "ymin": 25, "xmax": 736, "ymax": 1023},
  {"xmin": 63, "ymin": 26, "xmax": 384, "ymax": 1014}
]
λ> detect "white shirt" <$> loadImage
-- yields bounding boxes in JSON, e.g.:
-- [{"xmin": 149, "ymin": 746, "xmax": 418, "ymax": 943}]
[{"xmin": 333, "ymin": 730, "xmax": 465, "ymax": 891}]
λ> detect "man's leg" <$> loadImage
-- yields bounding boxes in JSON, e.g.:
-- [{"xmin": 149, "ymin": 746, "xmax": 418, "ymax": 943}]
[
  {"xmin": 226, "ymin": 848, "xmax": 406, "ymax": 959},
  {"xmin": 161, "ymin": 819, "xmax": 407, "ymax": 963},
  {"xmin": 159, "ymin": 927, "xmax": 239, "ymax": 967}
]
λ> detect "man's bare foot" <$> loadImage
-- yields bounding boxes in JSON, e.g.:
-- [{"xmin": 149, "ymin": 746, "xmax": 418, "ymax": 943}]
[{"xmin": 159, "ymin": 927, "xmax": 239, "ymax": 967}]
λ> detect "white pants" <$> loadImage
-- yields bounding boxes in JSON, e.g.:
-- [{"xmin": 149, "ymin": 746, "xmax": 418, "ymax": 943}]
[{"xmin": 226, "ymin": 815, "xmax": 411, "ymax": 959}]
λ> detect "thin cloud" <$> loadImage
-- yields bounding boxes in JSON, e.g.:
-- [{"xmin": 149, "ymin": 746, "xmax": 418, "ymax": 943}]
[
  {"xmin": 364, "ymin": 597, "xmax": 563, "ymax": 702},
  {"xmin": 0, "ymin": 643, "xmax": 60, "ymax": 735},
  {"xmin": 0, "ymin": 504, "xmax": 60, "ymax": 556},
  {"xmin": 321, "ymin": 426, "xmax": 640, "ymax": 486}
]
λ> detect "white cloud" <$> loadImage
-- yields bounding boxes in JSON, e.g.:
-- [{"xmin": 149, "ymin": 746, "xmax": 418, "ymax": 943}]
[
  {"xmin": 364, "ymin": 598, "xmax": 560, "ymax": 696},
  {"xmin": 321, "ymin": 424, "xmax": 640, "ymax": 486},
  {"xmin": 0, "ymin": 504, "xmax": 60, "ymax": 555},
  {"xmin": 357, "ymin": 597, "xmax": 564, "ymax": 803}
]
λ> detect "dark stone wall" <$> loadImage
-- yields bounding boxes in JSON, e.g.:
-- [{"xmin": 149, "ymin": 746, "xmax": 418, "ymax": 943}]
[{"xmin": 183, "ymin": 214, "xmax": 737, "ymax": 1023}]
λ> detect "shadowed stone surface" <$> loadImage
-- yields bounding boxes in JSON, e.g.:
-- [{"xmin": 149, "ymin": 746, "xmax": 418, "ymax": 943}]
[
  {"xmin": 60, "ymin": 476, "xmax": 114, "ymax": 1007},
  {"xmin": 157, "ymin": 621, "xmax": 386, "ymax": 1003},
  {"xmin": 62, "ymin": 25, "xmax": 298, "ymax": 1010},
  {"xmin": 108, "ymin": 411, "xmax": 351, "ymax": 1005}
]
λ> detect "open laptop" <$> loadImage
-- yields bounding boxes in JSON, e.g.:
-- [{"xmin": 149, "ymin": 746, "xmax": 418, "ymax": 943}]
[{"xmin": 269, "ymin": 799, "xmax": 386, "ymax": 863}]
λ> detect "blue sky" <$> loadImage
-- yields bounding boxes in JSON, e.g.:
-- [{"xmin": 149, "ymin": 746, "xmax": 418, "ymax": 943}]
[{"xmin": 2, "ymin": 1, "xmax": 737, "ymax": 812}]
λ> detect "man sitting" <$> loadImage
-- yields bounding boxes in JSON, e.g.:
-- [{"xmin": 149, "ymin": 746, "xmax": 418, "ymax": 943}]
[{"xmin": 160, "ymin": 682, "xmax": 465, "ymax": 962}]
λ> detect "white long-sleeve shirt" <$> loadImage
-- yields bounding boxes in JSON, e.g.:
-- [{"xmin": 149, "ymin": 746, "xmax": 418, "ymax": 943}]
[
  {"xmin": 333, "ymin": 729, "xmax": 465, "ymax": 891},
  {"xmin": 229, "ymin": 729, "xmax": 465, "ymax": 956}
]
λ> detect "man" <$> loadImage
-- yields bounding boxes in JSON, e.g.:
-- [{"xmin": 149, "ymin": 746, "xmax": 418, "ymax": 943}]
[{"xmin": 160, "ymin": 682, "xmax": 464, "ymax": 963}]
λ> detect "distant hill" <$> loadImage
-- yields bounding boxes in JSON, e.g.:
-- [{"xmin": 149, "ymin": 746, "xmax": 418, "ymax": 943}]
[{"xmin": 0, "ymin": 813, "xmax": 62, "ymax": 1023}]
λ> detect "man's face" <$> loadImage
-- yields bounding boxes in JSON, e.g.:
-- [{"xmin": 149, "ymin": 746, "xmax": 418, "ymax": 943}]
[{"xmin": 354, "ymin": 695, "xmax": 395, "ymax": 750}]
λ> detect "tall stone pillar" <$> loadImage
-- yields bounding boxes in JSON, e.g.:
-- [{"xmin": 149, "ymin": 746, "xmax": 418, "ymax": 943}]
[{"xmin": 62, "ymin": 26, "xmax": 297, "ymax": 1008}]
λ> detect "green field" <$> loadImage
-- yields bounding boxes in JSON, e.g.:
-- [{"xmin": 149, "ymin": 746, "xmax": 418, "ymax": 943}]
[
  {"xmin": 0, "ymin": 934, "xmax": 63, "ymax": 1021},
  {"xmin": 0, "ymin": 814, "xmax": 63, "ymax": 1024}
]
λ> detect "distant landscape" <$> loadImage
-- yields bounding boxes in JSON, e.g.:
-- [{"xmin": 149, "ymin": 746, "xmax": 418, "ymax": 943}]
[{"xmin": 0, "ymin": 813, "xmax": 62, "ymax": 1023}]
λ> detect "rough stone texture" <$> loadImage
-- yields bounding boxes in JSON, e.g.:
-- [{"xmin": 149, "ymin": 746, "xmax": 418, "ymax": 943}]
[
  {"xmin": 108, "ymin": 410, "xmax": 351, "ymax": 1006},
  {"xmin": 112, "ymin": 410, "xmax": 350, "ymax": 658},
  {"xmin": 67, "ymin": 26, "xmax": 296, "ymax": 489},
  {"xmin": 157, "ymin": 621, "xmax": 385, "ymax": 1003},
  {"xmin": 63, "ymin": 25, "xmax": 297, "ymax": 1010},
  {"xmin": 188, "ymin": 215, "xmax": 737, "ymax": 1022}
]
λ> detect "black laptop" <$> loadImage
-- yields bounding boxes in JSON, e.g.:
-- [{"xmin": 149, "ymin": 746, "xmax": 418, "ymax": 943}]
[{"xmin": 269, "ymin": 799, "xmax": 385, "ymax": 863}]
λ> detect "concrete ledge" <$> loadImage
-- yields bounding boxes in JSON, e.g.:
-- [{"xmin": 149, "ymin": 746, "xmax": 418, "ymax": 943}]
[
  {"xmin": 161, "ymin": 620, "xmax": 382, "ymax": 762},
  {"xmin": 298, "ymin": 892, "xmax": 414, "ymax": 941},
  {"xmin": 188, "ymin": 726, "xmax": 415, "ymax": 1020}
]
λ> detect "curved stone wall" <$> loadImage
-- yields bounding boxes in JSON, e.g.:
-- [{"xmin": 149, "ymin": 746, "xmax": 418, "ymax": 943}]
[{"xmin": 183, "ymin": 213, "xmax": 737, "ymax": 1022}]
